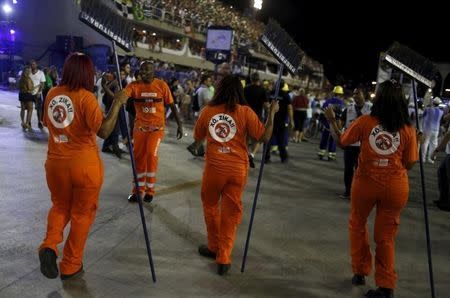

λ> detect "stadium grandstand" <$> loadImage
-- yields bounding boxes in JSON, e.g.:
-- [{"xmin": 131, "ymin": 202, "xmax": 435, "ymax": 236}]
[{"xmin": 105, "ymin": 0, "xmax": 325, "ymax": 89}]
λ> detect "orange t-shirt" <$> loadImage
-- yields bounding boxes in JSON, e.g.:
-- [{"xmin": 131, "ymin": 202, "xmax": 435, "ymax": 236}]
[
  {"xmin": 341, "ymin": 115, "xmax": 418, "ymax": 178},
  {"xmin": 194, "ymin": 104, "xmax": 265, "ymax": 171},
  {"xmin": 124, "ymin": 79, "xmax": 173, "ymax": 128},
  {"xmin": 43, "ymin": 86, "xmax": 104, "ymax": 161}
]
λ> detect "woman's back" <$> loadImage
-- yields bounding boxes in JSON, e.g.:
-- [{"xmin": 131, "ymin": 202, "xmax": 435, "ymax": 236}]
[
  {"xmin": 43, "ymin": 86, "xmax": 104, "ymax": 161},
  {"xmin": 19, "ymin": 75, "xmax": 33, "ymax": 93},
  {"xmin": 194, "ymin": 103, "xmax": 264, "ymax": 170},
  {"xmin": 341, "ymin": 115, "xmax": 418, "ymax": 179}
]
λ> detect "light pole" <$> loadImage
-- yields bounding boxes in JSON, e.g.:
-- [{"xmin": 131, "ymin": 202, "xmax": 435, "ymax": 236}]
[{"xmin": 2, "ymin": 1, "xmax": 15, "ymax": 83}]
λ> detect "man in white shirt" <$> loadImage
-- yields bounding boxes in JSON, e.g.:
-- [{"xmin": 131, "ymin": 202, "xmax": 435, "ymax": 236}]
[
  {"xmin": 196, "ymin": 74, "xmax": 213, "ymax": 111},
  {"xmin": 29, "ymin": 60, "xmax": 46, "ymax": 129},
  {"xmin": 421, "ymin": 97, "xmax": 444, "ymax": 163},
  {"xmin": 339, "ymin": 89, "xmax": 372, "ymax": 200},
  {"xmin": 432, "ymin": 112, "xmax": 450, "ymax": 211}
]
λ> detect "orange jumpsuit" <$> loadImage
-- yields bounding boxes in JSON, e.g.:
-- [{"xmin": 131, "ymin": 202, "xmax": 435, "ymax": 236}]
[
  {"xmin": 340, "ymin": 115, "xmax": 418, "ymax": 289},
  {"xmin": 39, "ymin": 86, "xmax": 105, "ymax": 275},
  {"xmin": 124, "ymin": 79, "xmax": 173, "ymax": 197},
  {"xmin": 194, "ymin": 104, "xmax": 265, "ymax": 265}
]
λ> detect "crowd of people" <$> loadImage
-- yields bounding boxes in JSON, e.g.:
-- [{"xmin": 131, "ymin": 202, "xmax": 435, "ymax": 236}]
[{"xmin": 135, "ymin": 0, "xmax": 264, "ymax": 48}]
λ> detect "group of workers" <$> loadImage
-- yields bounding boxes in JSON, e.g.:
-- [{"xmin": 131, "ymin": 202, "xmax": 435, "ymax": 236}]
[{"xmin": 35, "ymin": 53, "xmax": 450, "ymax": 298}]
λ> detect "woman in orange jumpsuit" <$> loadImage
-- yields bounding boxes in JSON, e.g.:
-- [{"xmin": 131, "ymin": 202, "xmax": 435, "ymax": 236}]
[
  {"xmin": 39, "ymin": 53, "xmax": 128, "ymax": 280},
  {"xmin": 325, "ymin": 80, "xmax": 418, "ymax": 298},
  {"xmin": 193, "ymin": 75, "xmax": 279, "ymax": 275}
]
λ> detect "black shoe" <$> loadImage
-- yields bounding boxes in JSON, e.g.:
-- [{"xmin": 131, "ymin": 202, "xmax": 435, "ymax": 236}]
[
  {"xmin": 365, "ymin": 287, "xmax": 394, "ymax": 298},
  {"xmin": 39, "ymin": 248, "xmax": 58, "ymax": 279},
  {"xmin": 112, "ymin": 145, "xmax": 122, "ymax": 159},
  {"xmin": 102, "ymin": 147, "xmax": 113, "ymax": 154},
  {"xmin": 436, "ymin": 201, "xmax": 450, "ymax": 211},
  {"xmin": 198, "ymin": 245, "xmax": 216, "ymax": 259},
  {"xmin": 128, "ymin": 193, "xmax": 138, "ymax": 203},
  {"xmin": 187, "ymin": 144, "xmax": 198, "ymax": 157},
  {"xmin": 351, "ymin": 274, "xmax": 366, "ymax": 286},
  {"xmin": 60, "ymin": 265, "xmax": 84, "ymax": 280},
  {"xmin": 264, "ymin": 159, "xmax": 271, "ymax": 164},
  {"xmin": 143, "ymin": 194, "xmax": 153, "ymax": 203},
  {"xmin": 217, "ymin": 263, "xmax": 231, "ymax": 275},
  {"xmin": 38, "ymin": 122, "xmax": 44, "ymax": 129},
  {"xmin": 339, "ymin": 193, "xmax": 350, "ymax": 200},
  {"xmin": 249, "ymin": 155, "xmax": 255, "ymax": 168}
]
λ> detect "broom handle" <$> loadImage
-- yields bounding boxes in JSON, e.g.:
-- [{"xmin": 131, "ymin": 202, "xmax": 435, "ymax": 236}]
[
  {"xmin": 241, "ymin": 63, "xmax": 284, "ymax": 273},
  {"xmin": 112, "ymin": 41, "xmax": 157, "ymax": 283},
  {"xmin": 412, "ymin": 79, "xmax": 435, "ymax": 298}
]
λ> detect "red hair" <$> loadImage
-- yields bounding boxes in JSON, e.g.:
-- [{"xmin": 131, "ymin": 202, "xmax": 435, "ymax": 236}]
[{"xmin": 60, "ymin": 53, "xmax": 95, "ymax": 91}]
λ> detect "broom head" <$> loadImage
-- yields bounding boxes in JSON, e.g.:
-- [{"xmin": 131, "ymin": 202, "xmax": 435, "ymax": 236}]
[
  {"xmin": 384, "ymin": 42, "xmax": 437, "ymax": 87},
  {"xmin": 260, "ymin": 19, "xmax": 304, "ymax": 75},
  {"xmin": 79, "ymin": 0, "xmax": 134, "ymax": 52}
]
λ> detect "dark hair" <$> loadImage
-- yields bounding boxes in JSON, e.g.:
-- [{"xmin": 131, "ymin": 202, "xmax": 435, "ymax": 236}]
[
  {"xmin": 60, "ymin": 53, "xmax": 94, "ymax": 91},
  {"xmin": 250, "ymin": 72, "xmax": 260, "ymax": 83},
  {"xmin": 200, "ymin": 74, "xmax": 210, "ymax": 84},
  {"xmin": 209, "ymin": 75, "xmax": 248, "ymax": 112},
  {"xmin": 370, "ymin": 80, "xmax": 411, "ymax": 133}
]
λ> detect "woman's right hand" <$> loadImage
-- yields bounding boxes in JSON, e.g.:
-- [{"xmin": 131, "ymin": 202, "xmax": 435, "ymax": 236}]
[
  {"xmin": 324, "ymin": 106, "xmax": 336, "ymax": 122},
  {"xmin": 114, "ymin": 90, "xmax": 129, "ymax": 105},
  {"xmin": 269, "ymin": 100, "xmax": 279, "ymax": 115}
]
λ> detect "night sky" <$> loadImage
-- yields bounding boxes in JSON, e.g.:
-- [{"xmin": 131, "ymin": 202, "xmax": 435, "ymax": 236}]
[{"xmin": 221, "ymin": 0, "xmax": 449, "ymax": 85}]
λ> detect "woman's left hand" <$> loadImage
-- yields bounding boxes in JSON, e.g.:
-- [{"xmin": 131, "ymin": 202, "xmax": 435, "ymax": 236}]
[{"xmin": 416, "ymin": 130, "xmax": 424, "ymax": 144}]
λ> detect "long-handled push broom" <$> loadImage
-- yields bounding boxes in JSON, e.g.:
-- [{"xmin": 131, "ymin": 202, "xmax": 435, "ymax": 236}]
[
  {"xmin": 383, "ymin": 42, "xmax": 438, "ymax": 298},
  {"xmin": 79, "ymin": 0, "xmax": 157, "ymax": 282},
  {"xmin": 241, "ymin": 19, "xmax": 304, "ymax": 273}
]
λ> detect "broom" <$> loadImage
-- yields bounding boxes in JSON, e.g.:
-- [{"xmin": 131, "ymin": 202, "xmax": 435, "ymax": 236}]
[
  {"xmin": 241, "ymin": 19, "xmax": 304, "ymax": 273},
  {"xmin": 79, "ymin": 0, "xmax": 157, "ymax": 283},
  {"xmin": 383, "ymin": 42, "xmax": 437, "ymax": 298}
]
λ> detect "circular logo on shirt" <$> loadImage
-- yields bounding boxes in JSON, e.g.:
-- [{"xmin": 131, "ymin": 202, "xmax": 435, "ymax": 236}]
[
  {"xmin": 209, "ymin": 113, "xmax": 237, "ymax": 143},
  {"xmin": 47, "ymin": 95, "xmax": 74, "ymax": 128},
  {"xmin": 369, "ymin": 125, "xmax": 400, "ymax": 155}
]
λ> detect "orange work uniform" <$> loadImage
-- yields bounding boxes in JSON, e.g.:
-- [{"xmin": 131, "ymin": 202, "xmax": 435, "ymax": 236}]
[
  {"xmin": 125, "ymin": 79, "xmax": 173, "ymax": 197},
  {"xmin": 39, "ymin": 86, "xmax": 105, "ymax": 275},
  {"xmin": 194, "ymin": 104, "xmax": 265, "ymax": 265},
  {"xmin": 340, "ymin": 115, "xmax": 418, "ymax": 289}
]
